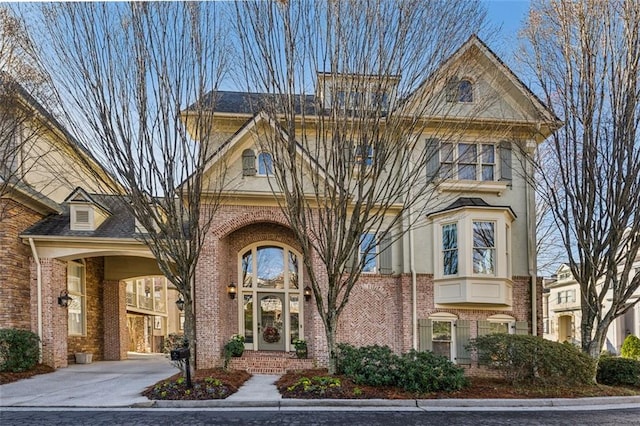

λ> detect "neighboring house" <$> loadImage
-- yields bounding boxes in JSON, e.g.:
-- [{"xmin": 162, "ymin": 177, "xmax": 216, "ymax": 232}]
[
  {"xmin": 544, "ymin": 261, "xmax": 640, "ymax": 354},
  {"xmin": 3, "ymin": 36, "xmax": 561, "ymax": 372},
  {"xmin": 543, "ymin": 264, "xmax": 582, "ymax": 344}
]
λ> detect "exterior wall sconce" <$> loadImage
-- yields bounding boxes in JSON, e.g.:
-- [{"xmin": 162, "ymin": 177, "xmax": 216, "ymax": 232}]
[
  {"xmin": 304, "ymin": 286, "xmax": 312, "ymax": 302},
  {"xmin": 227, "ymin": 282, "xmax": 237, "ymax": 300},
  {"xmin": 175, "ymin": 296, "xmax": 185, "ymax": 312},
  {"xmin": 58, "ymin": 289, "xmax": 73, "ymax": 307}
]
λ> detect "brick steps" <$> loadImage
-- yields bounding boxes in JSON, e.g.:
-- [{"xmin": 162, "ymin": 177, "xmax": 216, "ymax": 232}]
[{"xmin": 228, "ymin": 350, "xmax": 316, "ymax": 374}]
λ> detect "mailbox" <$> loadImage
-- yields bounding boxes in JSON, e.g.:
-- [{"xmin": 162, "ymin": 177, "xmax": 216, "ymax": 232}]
[{"xmin": 170, "ymin": 347, "xmax": 190, "ymax": 361}]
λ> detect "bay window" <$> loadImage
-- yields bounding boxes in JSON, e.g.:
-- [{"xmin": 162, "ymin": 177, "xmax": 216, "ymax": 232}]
[{"xmin": 430, "ymin": 203, "xmax": 514, "ymax": 306}]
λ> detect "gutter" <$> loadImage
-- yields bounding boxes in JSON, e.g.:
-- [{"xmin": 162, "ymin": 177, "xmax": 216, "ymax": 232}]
[
  {"xmin": 29, "ymin": 238, "xmax": 43, "ymax": 363},
  {"xmin": 408, "ymin": 188, "xmax": 418, "ymax": 350},
  {"xmin": 525, "ymin": 140, "xmax": 538, "ymax": 334}
]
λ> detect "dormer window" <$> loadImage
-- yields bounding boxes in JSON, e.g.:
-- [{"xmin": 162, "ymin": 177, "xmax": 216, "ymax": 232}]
[{"xmin": 65, "ymin": 188, "xmax": 110, "ymax": 232}]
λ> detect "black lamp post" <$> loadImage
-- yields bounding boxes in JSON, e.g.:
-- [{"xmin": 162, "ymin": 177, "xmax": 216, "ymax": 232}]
[
  {"xmin": 175, "ymin": 296, "xmax": 185, "ymax": 312},
  {"xmin": 304, "ymin": 286, "xmax": 312, "ymax": 302}
]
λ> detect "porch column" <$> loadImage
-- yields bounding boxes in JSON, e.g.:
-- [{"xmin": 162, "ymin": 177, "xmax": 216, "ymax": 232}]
[
  {"xmin": 103, "ymin": 280, "xmax": 128, "ymax": 360},
  {"xmin": 32, "ymin": 258, "xmax": 68, "ymax": 368}
]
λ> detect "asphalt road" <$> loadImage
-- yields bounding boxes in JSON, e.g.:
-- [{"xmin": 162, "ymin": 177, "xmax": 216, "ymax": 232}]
[{"xmin": 1, "ymin": 408, "xmax": 640, "ymax": 426}]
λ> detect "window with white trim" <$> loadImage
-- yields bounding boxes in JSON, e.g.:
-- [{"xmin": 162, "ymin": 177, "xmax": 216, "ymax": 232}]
[
  {"xmin": 472, "ymin": 221, "xmax": 495, "ymax": 274},
  {"xmin": 440, "ymin": 142, "xmax": 496, "ymax": 181},
  {"xmin": 557, "ymin": 289, "xmax": 576, "ymax": 304},
  {"xmin": 360, "ymin": 233, "xmax": 377, "ymax": 273},
  {"xmin": 257, "ymin": 152, "xmax": 273, "ymax": 176},
  {"xmin": 67, "ymin": 261, "xmax": 86, "ymax": 336},
  {"xmin": 442, "ymin": 223, "xmax": 458, "ymax": 275}
]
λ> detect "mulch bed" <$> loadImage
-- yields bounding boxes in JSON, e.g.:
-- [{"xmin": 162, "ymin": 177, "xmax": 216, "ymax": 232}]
[
  {"xmin": 142, "ymin": 368, "xmax": 251, "ymax": 400},
  {"xmin": 277, "ymin": 369, "xmax": 640, "ymax": 399},
  {"xmin": 0, "ymin": 364, "xmax": 55, "ymax": 385}
]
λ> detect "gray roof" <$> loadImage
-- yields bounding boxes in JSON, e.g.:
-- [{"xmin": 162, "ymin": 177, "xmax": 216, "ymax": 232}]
[
  {"xmin": 21, "ymin": 193, "xmax": 136, "ymax": 239},
  {"xmin": 193, "ymin": 91, "xmax": 317, "ymax": 115},
  {"xmin": 428, "ymin": 197, "xmax": 517, "ymax": 218}
]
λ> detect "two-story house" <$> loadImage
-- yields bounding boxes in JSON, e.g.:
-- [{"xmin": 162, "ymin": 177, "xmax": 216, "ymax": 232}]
[{"xmin": 4, "ymin": 36, "xmax": 561, "ymax": 372}]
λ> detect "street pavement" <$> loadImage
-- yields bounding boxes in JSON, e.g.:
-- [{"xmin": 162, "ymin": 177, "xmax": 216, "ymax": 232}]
[{"xmin": 1, "ymin": 353, "xmax": 640, "ymax": 411}]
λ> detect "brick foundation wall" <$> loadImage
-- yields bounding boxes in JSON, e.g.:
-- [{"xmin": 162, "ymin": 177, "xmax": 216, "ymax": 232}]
[
  {"xmin": 67, "ymin": 257, "xmax": 105, "ymax": 362},
  {"xmin": 0, "ymin": 199, "xmax": 43, "ymax": 330}
]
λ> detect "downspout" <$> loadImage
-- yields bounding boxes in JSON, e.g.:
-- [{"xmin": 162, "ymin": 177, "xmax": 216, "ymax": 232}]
[
  {"xmin": 526, "ymin": 140, "xmax": 537, "ymax": 335},
  {"xmin": 408, "ymin": 188, "xmax": 418, "ymax": 350},
  {"xmin": 29, "ymin": 238, "xmax": 43, "ymax": 363}
]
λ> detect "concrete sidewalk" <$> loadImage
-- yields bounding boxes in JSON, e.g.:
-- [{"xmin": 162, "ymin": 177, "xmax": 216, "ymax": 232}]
[{"xmin": 1, "ymin": 356, "xmax": 640, "ymax": 410}]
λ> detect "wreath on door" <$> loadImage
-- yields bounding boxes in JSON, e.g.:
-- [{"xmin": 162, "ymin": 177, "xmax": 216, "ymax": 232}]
[{"xmin": 263, "ymin": 326, "xmax": 280, "ymax": 343}]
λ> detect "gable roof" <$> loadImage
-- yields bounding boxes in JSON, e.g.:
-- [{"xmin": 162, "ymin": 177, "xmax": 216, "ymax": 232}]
[
  {"xmin": 403, "ymin": 35, "xmax": 560, "ymax": 129},
  {"xmin": 200, "ymin": 111, "xmax": 335, "ymax": 191}
]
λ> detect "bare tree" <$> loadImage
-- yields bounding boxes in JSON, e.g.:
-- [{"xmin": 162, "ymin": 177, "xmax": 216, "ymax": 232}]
[
  {"xmin": 523, "ymin": 0, "xmax": 640, "ymax": 358},
  {"xmin": 34, "ymin": 2, "xmax": 229, "ymax": 369},
  {"xmin": 0, "ymin": 7, "xmax": 49, "ymax": 219},
  {"xmin": 234, "ymin": 0, "xmax": 491, "ymax": 372}
]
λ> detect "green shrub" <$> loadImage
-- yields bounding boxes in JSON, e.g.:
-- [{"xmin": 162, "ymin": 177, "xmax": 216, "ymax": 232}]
[
  {"xmin": 396, "ymin": 350, "xmax": 468, "ymax": 393},
  {"xmin": 0, "ymin": 328, "xmax": 40, "ymax": 372},
  {"xmin": 597, "ymin": 356, "xmax": 640, "ymax": 387},
  {"xmin": 336, "ymin": 344, "xmax": 398, "ymax": 387},
  {"xmin": 621, "ymin": 335, "xmax": 640, "ymax": 361},
  {"xmin": 468, "ymin": 334, "xmax": 595, "ymax": 386},
  {"xmin": 336, "ymin": 343, "xmax": 467, "ymax": 393},
  {"xmin": 223, "ymin": 334, "xmax": 245, "ymax": 369}
]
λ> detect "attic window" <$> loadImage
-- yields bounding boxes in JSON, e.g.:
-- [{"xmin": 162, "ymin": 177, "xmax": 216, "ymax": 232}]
[{"xmin": 446, "ymin": 78, "xmax": 474, "ymax": 103}]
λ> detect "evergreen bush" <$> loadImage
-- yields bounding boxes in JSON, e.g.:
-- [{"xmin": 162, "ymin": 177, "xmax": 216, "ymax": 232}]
[
  {"xmin": 468, "ymin": 334, "xmax": 595, "ymax": 386},
  {"xmin": 336, "ymin": 343, "xmax": 467, "ymax": 393},
  {"xmin": 597, "ymin": 356, "xmax": 640, "ymax": 387},
  {"xmin": 621, "ymin": 335, "xmax": 640, "ymax": 361},
  {"xmin": 0, "ymin": 328, "xmax": 40, "ymax": 372}
]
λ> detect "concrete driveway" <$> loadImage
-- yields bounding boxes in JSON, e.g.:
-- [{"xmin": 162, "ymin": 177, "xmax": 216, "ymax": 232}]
[{"xmin": 0, "ymin": 353, "xmax": 178, "ymax": 407}]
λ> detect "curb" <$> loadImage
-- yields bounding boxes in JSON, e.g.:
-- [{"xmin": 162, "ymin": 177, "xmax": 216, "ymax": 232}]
[{"xmin": 133, "ymin": 395, "xmax": 640, "ymax": 410}]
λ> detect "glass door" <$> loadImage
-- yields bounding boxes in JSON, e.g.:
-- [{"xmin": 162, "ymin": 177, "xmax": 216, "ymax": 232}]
[{"xmin": 257, "ymin": 293, "xmax": 286, "ymax": 351}]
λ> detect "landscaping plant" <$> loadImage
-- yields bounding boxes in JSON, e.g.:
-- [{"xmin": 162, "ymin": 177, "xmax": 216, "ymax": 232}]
[
  {"xmin": 0, "ymin": 328, "xmax": 40, "ymax": 372},
  {"xmin": 597, "ymin": 355, "xmax": 640, "ymax": 387},
  {"xmin": 469, "ymin": 334, "xmax": 596, "ymax": 386},
  {"xmin": 621, "ymin": 335, "xmax": 640, "ymax": 361}
]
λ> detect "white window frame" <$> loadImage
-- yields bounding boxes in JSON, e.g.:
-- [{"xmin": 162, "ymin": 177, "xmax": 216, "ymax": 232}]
[
  {"xmin": 257, "ymin": 152, "xmax": 274, "ymax": 176},
  {"xmin": 440, "ymin": 142, "xmax": 496, "ymax": 182},
  {"xmin": 472, "ymin": 221, "xmax": 496, "ymax": 275},
  {"xmin": 67, "ymin": 261, "xmax": 86, "ymax": 336},
  {"xmin": 487, "ymin": 314, "xmax": 516, "ymax": 335},
  {"xmin": 429, "ymin": 312, "xmax": 458, "ymax": 361},
  {"xmin": 434, "ymin": 211, "xmax": 512, "ymax": 280},
  {"xmin": 359, "ymin": 233, "xmax": 378, "ymax": 273},
  {"xmin": 442, "ymin": 223, "xmax": 458, "ymax": 276}
]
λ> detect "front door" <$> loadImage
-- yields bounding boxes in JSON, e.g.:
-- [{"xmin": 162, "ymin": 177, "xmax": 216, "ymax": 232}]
[
  {"xmin": 239, "ymin": 243, "xmax": 303, "ymax": 351},
  {"xmin": 257, "ymin": 293, "xmax": 286, "ymax": 351}
]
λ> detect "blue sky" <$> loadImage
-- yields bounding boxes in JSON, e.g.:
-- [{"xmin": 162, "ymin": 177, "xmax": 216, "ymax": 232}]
[{"xmin": 483, "ymin": 0, "xmax": 531, "ymax": 67}]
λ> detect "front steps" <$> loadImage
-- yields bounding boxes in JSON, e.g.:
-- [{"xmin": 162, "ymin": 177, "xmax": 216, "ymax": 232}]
[{"xmin": 228, "ymin": 350, "xmax": 316, "ymax": 374}]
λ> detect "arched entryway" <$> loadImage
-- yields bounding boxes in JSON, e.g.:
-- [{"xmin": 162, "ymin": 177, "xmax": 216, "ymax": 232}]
[{"xmin": 237, "ymin": 242, "xmax": 303, "ymax": 352}]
